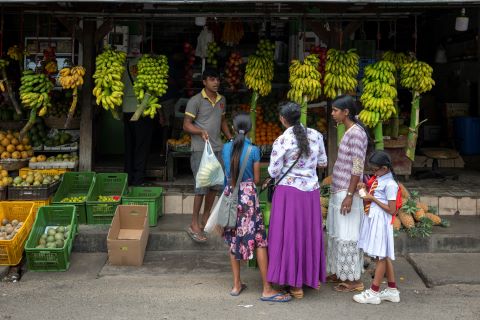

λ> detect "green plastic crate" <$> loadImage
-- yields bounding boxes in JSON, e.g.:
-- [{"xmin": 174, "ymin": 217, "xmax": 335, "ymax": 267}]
[
  {"xmin": 25, "ymin": 205, "xmax": 77, "ymax": 272},
  {"xmin": 260, "ymin": 201, "xmax": 271, "ymax": 226},
  {"xmin": 51, "ymin": 172, "xmax": 96, "ymax": 224},
  {"xmin": 122, "ymin": 186, "xmax": 163, "ymax": 226},
  {"xmin": 86, "ymin": 173, "xmax": 127, "ymax": 224}
]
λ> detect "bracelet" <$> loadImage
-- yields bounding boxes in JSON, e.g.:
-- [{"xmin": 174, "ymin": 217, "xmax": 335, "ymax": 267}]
[{"xmin": 347, "ymin": 191, "xmax": 354, "ymax": 197}]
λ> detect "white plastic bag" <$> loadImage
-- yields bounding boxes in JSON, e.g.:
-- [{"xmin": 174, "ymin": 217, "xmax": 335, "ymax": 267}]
[
  {"xmin": 204, "ymin": 194, "xmax": 224, "ymax": 234},
  {"xmin": 195, "ymin": 140, "xmax": 224, "ymax": 189}
]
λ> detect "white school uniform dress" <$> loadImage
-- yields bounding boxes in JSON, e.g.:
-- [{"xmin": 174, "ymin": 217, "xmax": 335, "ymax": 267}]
[{"xmin": 357, "ymin": 172, "xmax": 398, "ymax": 260}]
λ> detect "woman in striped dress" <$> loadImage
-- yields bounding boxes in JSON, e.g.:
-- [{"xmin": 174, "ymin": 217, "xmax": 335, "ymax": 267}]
[{"xmin": 326, "ymin": 95, "xmax": 369, "ymax": 292}]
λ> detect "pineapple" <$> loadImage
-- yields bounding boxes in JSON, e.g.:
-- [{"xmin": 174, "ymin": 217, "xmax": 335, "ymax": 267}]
[
  {"xmin": 425, "ymin": 212, "xmax": 442, "ymax": 225},
  {"xmin": 398, "ymin": 210, "xmax": 415, "ymax": 229},
  {"xmin": 416, "ymin": 202, "xmax": 429, "ymax": 212},
  {"xmin": 414, "ymin": 208, "xmax": 426, "ymax": 221},
  {"xmin": 399, "ymin": 183, "xmax": 410, "ymax": 203},
  {"xmin": 393, "ymin": 217, "xmax": 401, "ymax": 231},
  {"xmin": 321, "ymin": 206, "xmax": 328, "ymax": 218},
  {"xmin": 320, "ymin": 197, "xmax": 329, "ymax": 207}
]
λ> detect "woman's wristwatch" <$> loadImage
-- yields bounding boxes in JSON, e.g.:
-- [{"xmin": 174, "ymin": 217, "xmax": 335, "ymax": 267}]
[{"xmin": 347, "ymin": 191, "xmax": 354, "ymax": 197}]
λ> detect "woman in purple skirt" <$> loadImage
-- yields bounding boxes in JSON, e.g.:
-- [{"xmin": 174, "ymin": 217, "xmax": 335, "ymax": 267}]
[{"xmin": 266, "ymin": 102, "xmax": 328, "ymax": 299}]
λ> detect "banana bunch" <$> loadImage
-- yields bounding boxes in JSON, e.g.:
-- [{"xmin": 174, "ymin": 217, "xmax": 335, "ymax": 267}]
[
  {"xmin": 92, "ymin": 47, "xmax": 126, "ymax": 112},
  {"xmin": 45, "ymin": 61, "xmax": 58, "ymax": 74},
  {"xmin": 400, "ymin": 60, "xmax": 435, "ymax": 94},
  {"xmin": 324, "ymin": 49, "xmax": 359, "ymax": 99},
  {"xmin": 245, "ymin": 40, "xmax": 275, "ymax": 96},
  {"xmin": 59, "ymin": 66, "xmax": 85, "ymax": 89},
  {"xmin": 359, "ymin": 61, "xmax": 397, "ymax": 128},
  {"xmin": 19, "ymin": 70, "xmax": 54, "ymax": 117},
  {"xmin": 7, "ymin": 45, "xmax": 24, "ymax": 61},
  {"xmin": 382, "ymin": 51, "xmax": 410, "ymax": 69},
  {"xmin": 133, "ymin": 54, "xmax": 169, "ymax": 119},
  {"xmin": 287, "ymin": 54, "xmax": 322, "ymax": 104},
  {"xmin": 256, "ymin": 39, "xmax": 275, "ymax": 59}
]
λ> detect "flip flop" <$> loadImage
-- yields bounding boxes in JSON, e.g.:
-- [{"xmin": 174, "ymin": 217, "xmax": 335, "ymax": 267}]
[
  {"xmin": 185, "ymin": 226, "xmax": 207, "ymax": 243},
  {"xmin": 260, "ymin": 293, "xmax": 292, "ymax": 302},
  {"xmin": 230, "ymin": 284, "xmax": 247, "ymax": 296},
  {"xmin": 334, "ymin": 282, "xmax": 365, "ymax": 293}
]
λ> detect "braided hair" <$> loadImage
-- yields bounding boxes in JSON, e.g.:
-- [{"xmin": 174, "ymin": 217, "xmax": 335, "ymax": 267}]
[
  {"xmin": 279, "ymin": 102, "xmax": 311, "ymax": 157},
  {"xmin": 230, "ymin": 112, "xmax": 252, "ymax": 186}
]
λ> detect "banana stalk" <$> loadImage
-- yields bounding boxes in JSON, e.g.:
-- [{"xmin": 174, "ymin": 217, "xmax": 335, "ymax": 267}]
[
  {"xmin": 392, "ymin": 101, "xmax": 400, "ymax": 139},
  {"xmin": 64, "ymin": 87, "xmax": 78, "ymax": 129},
  {"xmin": 2, "ymin": 68, "xmax": 22, "ymax": 115},
  {"xmin": 406, "ymin": 94, "xmax": 420, "ymax": 161},
  {"xmin": 111, "ymin": 108, "xmax": 121, "ymax": 121},
  {"xmin": 374, "ymin": 122, "xmax": 384, "ymax": 150},
  {"xmin": 130, "ymin": 93, "xmax": 152, "ymax": 121},
  {"xmin": 249, "ymin": 91, "xmax": 259, "ymax": 144},
  {"xmin": 20, "ymin": 108, "xmax": 37, "ymax": 140},
  {"xmin": 300, "ymin": 95, "xmax": 308, "ymax": 126}
]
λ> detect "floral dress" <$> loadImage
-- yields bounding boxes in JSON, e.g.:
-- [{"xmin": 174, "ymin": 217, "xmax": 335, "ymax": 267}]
[{"xmin": 222, "ymin": 140, "xmax": 267, "ymax": 260}]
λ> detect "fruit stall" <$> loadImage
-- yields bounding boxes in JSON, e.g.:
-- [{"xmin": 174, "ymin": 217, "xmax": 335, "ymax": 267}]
[{"xmin": 0, "ymin": 2, "xmax": 477, "ymax": 276}]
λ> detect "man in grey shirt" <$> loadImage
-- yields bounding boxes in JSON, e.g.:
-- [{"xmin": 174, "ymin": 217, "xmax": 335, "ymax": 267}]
[{"xmin": 183, "ymin": 68, "xmax": 232, "ymax": 242}]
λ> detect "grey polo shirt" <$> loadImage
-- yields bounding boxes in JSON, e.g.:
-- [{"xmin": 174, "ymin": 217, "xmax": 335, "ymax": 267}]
[
  {"xmin": 185, "ymin": 89, "xmax": 226, "ymax": 152},
  {"xmin": 122, "ymin": 57, "xmax": 140, "ymax": 113}
]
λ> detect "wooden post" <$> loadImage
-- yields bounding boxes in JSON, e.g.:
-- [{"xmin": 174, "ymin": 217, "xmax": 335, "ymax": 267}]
[{"xmin": 79, "ymin": 20, "xmax": 96, "ymax": 171}]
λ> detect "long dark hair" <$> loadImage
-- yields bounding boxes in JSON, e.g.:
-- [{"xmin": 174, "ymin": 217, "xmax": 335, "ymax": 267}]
[
  {"xmin": 332, "ymin": 95, "xmax": 372, "ymax": 146},
  {"xmin": 279, "ymin": 102, "xmax": 311, "ymax": 157},
  {"xmin": 230, "ymin": 112, "xmax": 252, "ymax": 186},
  {"xmin": 368, "ymin": 150, "xmax": 397, "ymax": 181}
]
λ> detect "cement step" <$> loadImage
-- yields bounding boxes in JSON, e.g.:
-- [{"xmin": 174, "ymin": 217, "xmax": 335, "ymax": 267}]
[{"xmin": 73, "ymin": 215, "xmax": 480, "ymax": 254}]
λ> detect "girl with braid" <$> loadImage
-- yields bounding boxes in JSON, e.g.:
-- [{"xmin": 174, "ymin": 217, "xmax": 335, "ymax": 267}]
[
  {"xmin": 354, "ymin": 150, "xmax": 401, "ymax": 304},
  {"xmin": 266, "ymin": 102, "xmax": 328, "ymax": 299}
]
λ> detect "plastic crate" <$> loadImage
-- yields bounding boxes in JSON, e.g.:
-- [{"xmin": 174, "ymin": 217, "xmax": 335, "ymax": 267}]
[
  {"xmin": 86, "ymin": 173, "xmax": 127, "ymax": 224},
  {"xmin": 8, "ymin": 180, "xmax": 60, "ymax": 200},
  {"xmin": 122, "ymin": 186, "xmax": 163, "ymax": 226},
  {"xmin": 19, "ymin": 167, "xmax": 68, "ymax": 177},
  {"xmin": 31, "ymin": 197, "xmax": 52, "ymax": 217},
  {"xmin": 52, "ymin": 172, "xmax": 95, "ymax": 224},
  {"xmin": 260, "ymin": 202, "xmax": 271, "ymax": 227},
  {"xmin": 24, "ymin": 205, "xmax": 77, "ymax": 272},
  {"xmin": 0, "ymin": 201, "xmax": 35, "ymax": 266}
]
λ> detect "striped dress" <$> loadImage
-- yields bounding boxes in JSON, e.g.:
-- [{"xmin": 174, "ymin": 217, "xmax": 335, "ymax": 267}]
[{"xmin": 326, "ymin": 124, "xmax": 368, "ymax": 281}]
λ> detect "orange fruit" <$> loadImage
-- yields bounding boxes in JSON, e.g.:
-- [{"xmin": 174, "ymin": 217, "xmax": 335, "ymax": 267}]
[
  {"xmin": 21, "ymin": 151, "xmax": 29, "ymax": 159},
  {"xmin": 6, "ymin": 145, "xmax": 15, "ymax": 153},
  {"xmin": 21, "ymin": 137, "xmax": 30, "ymax": 145},
  {"xmin": 11, "ymin": 151, "xmax": 20, "ymax": 159},
  {"xmin": 16, "ymin": 144, "xmax": 24, "ymax": 152},
  {"xmin": 1, "ymin": 138, "xmax": 9, "ymax": 147},
  {"xmin": 1, "ymin": 151, "xmax": 11, "ymax": 159}
]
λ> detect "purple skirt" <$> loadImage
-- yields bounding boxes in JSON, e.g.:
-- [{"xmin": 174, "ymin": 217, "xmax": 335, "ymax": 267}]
[{"xmin": 267, "ymin": 185, "xmax": 326, "ymax": 289}]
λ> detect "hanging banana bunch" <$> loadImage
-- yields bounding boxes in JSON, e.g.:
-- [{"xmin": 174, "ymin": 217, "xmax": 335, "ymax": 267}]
[
  {"xmin": 358, "ymin": 61, "xmax": 397, "ymax": 128},
  {"xmin": 7, "ymin": 45, "xmax": 24, "ymax": 61},
  {"xmin": 131, "ymin": 54, "xmax": 169, "ymax": 121},
  {"xmin": 92, "ymin": 47, "xmax": 126, "ymax": 120},
  {"xmin": 59, "ymin": 66, "xmax": 86, "ymax": 128},
  {"xmin": 287, "ymin": 54, "xmax": 322, "ymax": 125},
  {"xmin": 323, "ymin": 49, "xmax": 359, "ymax": 99},
  {"xmin": 18, "ymin": 70, "xmax": 54, "ymax": 137},
  {"xmin": 244, "ymin": 39, "xmax": 275, "ymax": 143},
  {"xmin": 400, "ymin": 59, "xmax": 435, "ymax": 161},
  {"xmin": 382, "ymin": 51, "xmax": 410, "ymax": 70},
  {"xmin": 358, "ymin": 61, "xmax": 397, "ymax": 150}
]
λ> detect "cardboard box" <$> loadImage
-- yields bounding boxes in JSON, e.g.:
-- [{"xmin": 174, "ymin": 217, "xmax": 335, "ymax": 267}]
[{"xmin": 107, "ymin": 205, "xmax": 149, "ymax": 266}]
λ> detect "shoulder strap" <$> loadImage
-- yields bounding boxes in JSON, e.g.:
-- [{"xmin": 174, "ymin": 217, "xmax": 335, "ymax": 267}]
[
  {"xmin": 232, "ymin": 145, "xmax": 252, "ymax": 193},
  {"xmin": 275, "ymin": 152, "xmax": 300, "ymax": 186}
]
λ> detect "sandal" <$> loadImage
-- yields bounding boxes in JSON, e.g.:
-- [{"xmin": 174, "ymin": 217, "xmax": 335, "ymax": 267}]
[
  {"xmin": 289, "ymin": 288, "xmax": 304, "ymax": 299},
  {"xmin": 334, "ymin": 282, "xmax": 365, "ymax": 293},
  {"xmin": 185, "ymin": 226, "xmax": 207, "ymax": 243},
  {"xmin": 326, "ymin": 274, "xmax": 341, "ymax": 283},
  {"xmin": 260, "ymin": 293, "xmax": 292, "ymax": 303}
]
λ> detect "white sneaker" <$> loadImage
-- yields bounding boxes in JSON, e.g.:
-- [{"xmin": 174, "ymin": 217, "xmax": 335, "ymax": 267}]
[
  {"xmin": 379, "ymin": 288, "xmax": 400, "ymax": 303},
  {"xmin": 353, "ymin": 289, "xmax": 381, "ymax": 305}
]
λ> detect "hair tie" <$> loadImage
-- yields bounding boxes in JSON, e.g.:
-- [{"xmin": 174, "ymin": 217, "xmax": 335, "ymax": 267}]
[{"xmin": 239, "ymin": 130, "xmax": 245, "ymax": 134}]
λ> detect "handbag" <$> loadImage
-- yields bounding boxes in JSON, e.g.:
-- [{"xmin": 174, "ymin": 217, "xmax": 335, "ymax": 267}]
[
  {"xmin": 217, "ymin": 145, "xmax": 252, "ymax": 228},
  {"xmin": 261, "ymin": 154, "xmax": 300, "ymax": 203}
]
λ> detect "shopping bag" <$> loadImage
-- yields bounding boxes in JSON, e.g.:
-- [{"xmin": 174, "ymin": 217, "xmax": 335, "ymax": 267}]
[
  {"xmin": 195, "ymin": 140, "xmax": 224, "ymax": 189},
  {"xmin": 217, "ymin": 190, "xmax": 238, "ymax": 228},
  {"xmin": 204, "ymin": 194, "xmax": 224, "ymax": 234}
]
